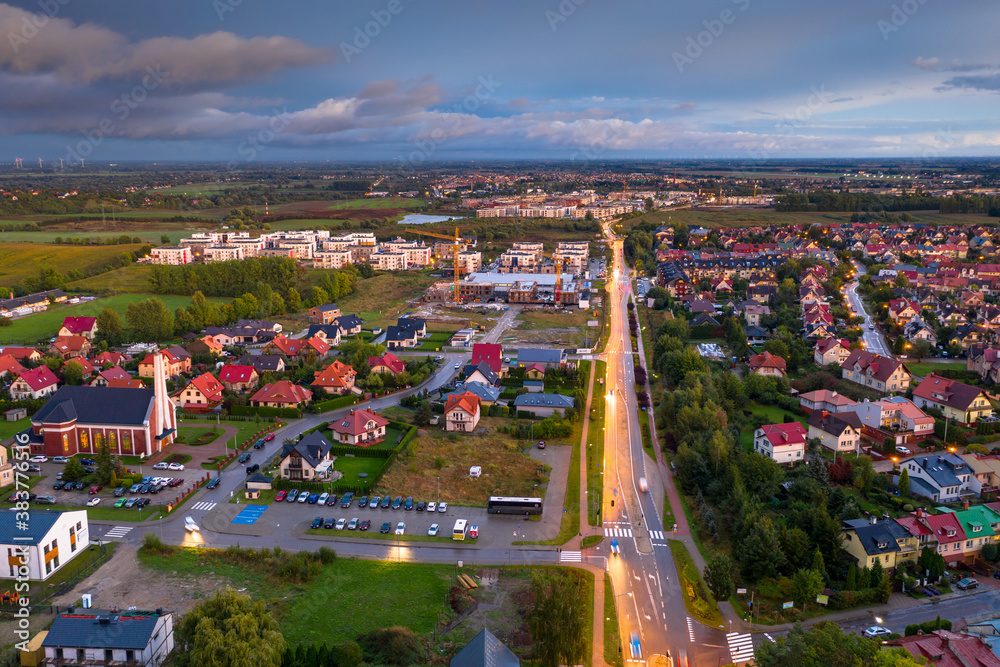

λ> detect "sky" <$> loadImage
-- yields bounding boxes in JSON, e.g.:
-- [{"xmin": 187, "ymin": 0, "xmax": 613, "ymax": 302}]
[{"xmin": 0, "ymin": 0, "xmax": 998, "ymax": 164}]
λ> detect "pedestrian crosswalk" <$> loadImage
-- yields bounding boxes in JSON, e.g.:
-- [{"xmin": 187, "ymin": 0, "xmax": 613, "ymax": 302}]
[
  {"xmin": 649, "ymin": 530, "xmax": 665, "ymax": 540},
  {"xmin": 104, "ymin": 526, "xmax": 133, "ymax": 539},
  {"xmin": 559, "ymin": 550, "xmax": 582, "ymax": 562},
  {"xmin": 192, "ymin": 501, "xmax": 217, "ymax": 511},
  {"xmin": 727, "ymin": 632, "xmax": 755, "ymax": 663},
  {"xmin": 686, "ymin": 616, "xmax": 696, "ymax": 643},
  {"xmin": 604, "ymin": 527, "xmax": 633, "ymax": 538}
]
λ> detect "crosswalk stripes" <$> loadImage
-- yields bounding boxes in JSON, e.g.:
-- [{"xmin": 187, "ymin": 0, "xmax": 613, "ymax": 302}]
[
  {"xmin": 686, "ymin": 617, "xmax": 696, "ymax": 642},
  {"xmin": 104, "ymin": 526, "xmax": 133, "ymax": 539},
  {"xmin": 192, "ymin": 501, "xmax": 217, "ymax": 511},
  {"xmin": 764, "ymin": 633, "xmax": 775, "ymax": 643},
  {"xmin": 603, "ymin": 527, "xmax": 634, "ymax": 538},
  {"xmin": 727, "ymin": 633, "xmax": 756, "ymax": 663},
  {"xmin": 559, "ymin": 550, "xmax": 582, "ymax": 562},
  {"xmin": 649, "ymin": 530, "xmax": 664, "ymax": 540}
]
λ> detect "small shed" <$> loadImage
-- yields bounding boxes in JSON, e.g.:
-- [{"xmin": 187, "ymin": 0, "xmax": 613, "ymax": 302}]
[
  {"xmin": 246, "ymin": 473, "xmax": 273, "ymax": 492},
  {"xmin": 5, "ymin": 408, "xmax": 26, "ymax": 422},
  {"xmin": 523, "ymin": 381, "xmax": 544, "ymax": 393}
]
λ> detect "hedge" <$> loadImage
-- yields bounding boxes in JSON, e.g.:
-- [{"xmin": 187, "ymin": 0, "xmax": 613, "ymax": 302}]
[
  {"xmin": 230, "ymin": 405, "xmax": 301, "ymax": 419},
  {"xmin": 312, "ymin": 394, "xmax": 359, "ymax": 414}
]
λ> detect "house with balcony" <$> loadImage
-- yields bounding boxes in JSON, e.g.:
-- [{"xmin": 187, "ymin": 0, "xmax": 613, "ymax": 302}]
[
  {"xmin": 10, "ymin": 367, "xmax": 59, "ymax": 400},
  {"xmin": 899, "ymin": 453, "xmax": 977, "ymax": 503},
  {"xmin": 798, "ymin": 389, "xmax": 857, "ymax": 415},
  {"xmin": 840, "ymin": 396, "xmax": 935, "ymax": 446},
  {"xmin": 311, "ymin": 361, "xmax": 357, "ymax": 395},
  {"xmin": 250, "ymin": 380, "xmax": 313, "ymax": 409},
  {"xmin": 888, "ymin": 299, "xmax": 921, "ymax": 325},
  {"xmin": 912, "ymin": 374, "xmax": 994, "ymax": 426},
  {"xmin": 329, "ymin": 408, "xmax": 390, "ymax": 447},
  {"xmin": 278, "ymin": 432, "xmax": 334, "ymax": 481},
  {"xmin": 807, "ymin": 410, "xmax": 864, "ymax": 455},
  {"xmin": 218, "ymin": 365, "xmax": 259, "ymax": 393},
  {"xmin": 444, "ymin": 391, "xmax": 481, "ymax": 432},
  {"xmin": 170, "ymin": 372, "xmax": 224, "ymax": 410},
  {"xmin": 945, "ymin": 503, "xmax": 1000, "ymax": 562},
  {"xmin": 922, "ymin": 511, "xmax": 968, "ymax": 566}
]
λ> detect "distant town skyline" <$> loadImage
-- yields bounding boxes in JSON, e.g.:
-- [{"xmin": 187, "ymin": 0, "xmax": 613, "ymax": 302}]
[{"xmin": 0, "ymin": 0, "xmax": 998, "ymax": 163}]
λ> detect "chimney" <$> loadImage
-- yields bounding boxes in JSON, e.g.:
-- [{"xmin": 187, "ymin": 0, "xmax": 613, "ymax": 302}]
[
  {"xmin": 964, "ymin": 500, "xmax": 970, "ymax": 511},
  {"xmin": 821, "ymin": 410, "xmax": 829, "ymax": 420},
  {"xmin": 349, "ymin": 409, "xmax": 355, "ymax": 415},
  {"xmin": 871, "ymin": 515, "xmax": 878, "ymax": 525},
  {"xmin": 941, "ymin": 635, "xmax": 949, "ymax": 649},
  {"xmin": 831, "ymin": 391, "xmax": 838, "ymax": 397},
  {"xmin": 916, "ymin": 509, "xmax": 924, "ymax": 518}
]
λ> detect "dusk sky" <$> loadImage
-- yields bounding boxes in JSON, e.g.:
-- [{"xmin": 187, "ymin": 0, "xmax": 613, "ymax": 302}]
[{"xmin": 1, "ymin": 0, "xmax": 998, "ymax": 163}]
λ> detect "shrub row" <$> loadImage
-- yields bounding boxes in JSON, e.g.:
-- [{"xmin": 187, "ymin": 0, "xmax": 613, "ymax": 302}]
[
  {"xmin": 311, "ymin": 394, "xmax": 359, "ymax": 414},
  {"xmin": 230, "ymin": 405, "xmax": 301, "ymax": 419}
]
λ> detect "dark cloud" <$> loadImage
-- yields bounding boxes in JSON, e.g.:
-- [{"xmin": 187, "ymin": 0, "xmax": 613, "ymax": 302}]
[{"xmin": 939, "ymin": 74, "xmax": 1000, "ymax": 93}]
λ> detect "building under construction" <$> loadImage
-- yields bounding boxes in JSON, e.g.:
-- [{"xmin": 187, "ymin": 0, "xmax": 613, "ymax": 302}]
[{"xmin": 423, "ymin": 271, "xmax": 582, "ymax": 306}]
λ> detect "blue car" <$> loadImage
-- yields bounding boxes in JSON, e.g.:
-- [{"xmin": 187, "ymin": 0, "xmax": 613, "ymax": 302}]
[
  {"xmin": 629, "ymin": 633, "xmax": 641, "ymax": 660},
  {"xmin": 307, "ymin": 494, "xmax": 320, "ymax": 504}
]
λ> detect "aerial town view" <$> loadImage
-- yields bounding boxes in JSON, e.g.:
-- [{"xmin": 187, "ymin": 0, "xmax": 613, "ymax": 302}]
[{"xmin": 1, "ymin": 1, "xmax": 999, "ymax": 666}]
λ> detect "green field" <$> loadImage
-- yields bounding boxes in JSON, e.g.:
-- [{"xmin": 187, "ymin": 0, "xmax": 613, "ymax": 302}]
[
  {"xmin": 66, "ymin": 265, "xmax": 154, "ymax": 292},
  {"xmin": 326, "ymin": 198, "xmax": 425, "ymax": 210},
  {"xmin": 0, "ymin": 293, "xmax": 229, "ymax": 344},
  {"xmin": 327, "ymin": 271, "xmax": 437, "ymax": 327},
  {"xmin": 145, "ymin": 183, "xmax": 251, "ymax": 195},
  {"xmin": 0, "ymin": 243, "xmax": 149, "ymax": 287},
  {"xmin": 905, "ymin": 361, "xmax": 965, "ymax": 377}
]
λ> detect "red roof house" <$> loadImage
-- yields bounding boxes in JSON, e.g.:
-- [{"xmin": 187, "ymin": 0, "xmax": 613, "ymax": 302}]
[
  {"xmin": 250, "ymin": 380, "xmax": 313, "ymax": 409},
  {"xmin": 368, "ymin": 352, "xmax": 406, "ymax": 376},
  {"xmin": 218, "ymin": 365, "xmax": 259, "ymax": 393},
  {"xmin": 58, "ymin": 316, "xmax": 98, "ymax": 339},
  {"xmin": 748, "ymin": 351, "xmax": 787, "ymax": 377},
  {"xmin": 471, "ymin": 343, "xmax": 503, "ymax": 374},
  {"xmin": 329, "ymin": 408, "xmax": 390, "ymax": 446}
]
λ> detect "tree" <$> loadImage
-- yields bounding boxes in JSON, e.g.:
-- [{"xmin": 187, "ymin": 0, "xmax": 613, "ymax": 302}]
[
  {"xmin": 286, "ymin": 288, "xmax": 301, "ymax": 313},
  {"xmin": 983, "ymin": 543, "xmax": 999, "ymax": 562},
  {"xmin": 62, "ymin": 362, "xmax": 83, "ymax": 386},
  {"xmin": 740, "ymin": 516, "xmax": 787, "ymax": 582},
  {"xmin": 125, "ymin": 298, "xmax": 174, "ymax": 341},
  {"xmin": 870, "ymin": 557, "xmax": 884, "ymax": 589},
  {"xmin": 413, "ymin": 400, "xmax": 432, "ymax": 426},
  {"xmin": 703, "ymin": 554, "xmax": 735, "ymax": 602},
  {"xmin": 898, "ymin": 467, "xmax": 909, "ymax": 498},
  {"xmin": 174, "ymin": 588, "xmax": 286, "ymax": 667},
  {"xmin": 918, "ymin": 546, "xmax": 946, "ymax": 582},
  {"xmin": 95, "ymin": 440, "xmax": 116, "ymax": 486},
  {"xmin": 754, "ymin": 621, "xmax": 922, "ymax": 667},
  {"xmin": 845, "ymin": 562, "xmax": 857, "ymax": 591},
  {"xmin": 527, "ymin": 573, "xmax": 587, "ymax": 667},
  {"xmin": 160, "ymin": 234, "xmax": 171, "ymax": 244},
  {"xmin": 792, "ymin": 567, "xmax": 824, "ymax": 607},
  {"xmin": 95, "ymin": 308, "xmax": 125, "ymax": 346},
  {"xmin": 63, "ymin": 457, "xmax": 86, "ymax": 483},
  {"xmin": 308, "ymin": 286, "xmax": 330, "ymax": 308}
]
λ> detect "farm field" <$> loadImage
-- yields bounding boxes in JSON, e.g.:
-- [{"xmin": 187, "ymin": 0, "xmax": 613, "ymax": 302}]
[
  {"xmin": 65, "ymin": 265, "xmax": 154, "ymax": 293},
  {"xmin": 326, "ymin": 198, "xmax": 425, "ymax": 210},
  {"xmin": 0, "ymin": 243, "xmax": 149, "ymax": 287},
  {"xmin": 625, "ymin": 208, "xmax": 1000, "ymax": 230},
  {"xmin": 0, "ymin": 293, "xmax": 228, "ymax": 344},
  {"xmin": 146, "ymin": 183, "xmax": 252, "ymax": 195}
]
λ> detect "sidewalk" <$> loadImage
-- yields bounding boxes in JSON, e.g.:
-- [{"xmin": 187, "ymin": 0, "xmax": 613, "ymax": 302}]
[{"xmin": 566, "ymin": 356, "xmax": 599, "ymax": 552}]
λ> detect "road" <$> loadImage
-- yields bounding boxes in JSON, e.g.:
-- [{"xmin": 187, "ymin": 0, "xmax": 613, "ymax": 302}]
[
  {"xmin": 846, "ymin": 261, "xmax": 893, "ymax": 358},
  {"xmin": 600, "ymin": 224, "xmax": 729, "ymax": 666}
]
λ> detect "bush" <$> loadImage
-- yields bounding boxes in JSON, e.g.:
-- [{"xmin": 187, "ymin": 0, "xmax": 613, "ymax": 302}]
[
  {"xmin": 357, "ymin": 627, "xmax": 423, "ymax": 666},
  {"xmin": 140, "ymin": 531, "xmax": 173, "ymax": 555},
  {"xmin": 449, "ymin": 585, "xmax": 475, "ymax": 614}
]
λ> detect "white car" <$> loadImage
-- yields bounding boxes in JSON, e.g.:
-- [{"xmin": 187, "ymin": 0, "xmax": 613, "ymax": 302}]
[
  {"xmin": 52, "ymin": 456, "xmax": 69, "ymax": 464},
  {"xmin": 168, "ymin": 463, "xmax": 185, "ymax": 471},
  {"xmin": 335, "ymin": 518, "xmax": 346, "ymax": 530},
  {"xmin": 427, "ymin": 501, "xmax": 436, "ymax": 513},
  {"xmin": 863, "ymin": 626, "xmax": 892, "ymax": 639},
  {"xmin": 438, "ymin": 502, "xmax": 448, "ymax": 513},
  {"xmin": 87, "ymin": 497, "xmax": 100, "ymax": 507},
  {"xmin": 347, "ymin": 517, "xmax": 359, "ymax": 530},
  {"xmin": 318, "ymin": 492, "xmax": 329, "ymax": 505},
  {"xmin": 153, "ymin": 462, "xmax": 169, "ymax": 470},
  {"xmin": 454, "ymin": 363, "xmax": 460, "ymax": 369},
  {"xmin": 29, "ymin": 456, "xmax": 47, "ymax": 464},
  {"xmin": 298, "ymin": 492, "xmax": 309, "ymax": 503},
  {"xmin": 395, "ymin": 522, "xmax": 406, "ymax": 535},
  {"xmin": 428, "ymin": 523, "xmax": 439, "ymax": 536},
  {"xmin": 184, "ymin": 516, "xmax": 199, "ymax": 532},
  {"xmin": 896, "ymin": 446, "xmax": 911, "ymax": 456}
]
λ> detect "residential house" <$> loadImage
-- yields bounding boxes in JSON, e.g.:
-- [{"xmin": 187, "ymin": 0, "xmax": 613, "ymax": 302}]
[
  {"xmin": 512, "ymin": 393, "xmax": 575, "ymax": 418},
  {"xmin": 138, "ymin": 348, "xmax": 191, "ymax": 378},
  {"xmin": 0, "ymin": 347, "xmax": 41, "ymax": 363},
  {"xmin": 841, "ymin": 518, "xmax": 912, "ymax": 572},
  {"xmin": 807, "ymin": 410, "xmax": 864, "ymax": 455},
  {"xmin": 748, "ymin": 351, "xmax": 786, "ymax": 378},
  {"xmin": 471, "ymin": 343, "xmax": 503, "ymax": 374},
  {"xmin": 743, "ymin": 304, "xmax": 770, "ymax": 327},
  {"xmin": 303, "ymin": 324, "xmax": 342, "ymax": 347},
  {"xmin": 308, "ymin": 303, "xmax": 341, "ymax": 325},
  {"xmin": 250, "ymin": 381, "xmax": 313, "ymax": 409},
  {"xmin": 0, "ymin": 509, "xmax": 87, "ymax": 581},
  {"xmin": 798, "ymin": 389, "xmax": 857, "ymax": 415},
  {"xmin": 840, "ymin": 396, "xmax": 935, "ymax": 446},
  {"xmin": 89, "ymin": 366, "xmax": 133, "ymax": 387},
  {"xmin": 887, "ymin": 630, "xmax": 1000, "ymax": 667},
  {"xmin": 311, "ymin": 361, "xmax": 357, "ymax": 395},
  {"xmin": 218, "ymin": 365, "xmax": 259, "ymax": 393},
  {"xmin": 912, "ymin": 374, "xmax": 994, "ymax": 426},
  {"xmin": 444, "ymin": 391, "xmax": 481, "ymax": 432},
  {"xmin": 41, "ymin": 607, "xmax": 174, "ymax": 667},
  {"xmin": 814, "ymin": 338, "xmax": 851, "ymax": 366},
  {"xmin": 516, "ymin": 348, "xmax": 566, "ymax": 369},
  {"xmin": 62, "ymin": 357, "xmax": 95, "ymax": 379},
  {"xmin": 449, "ymin": 628, "xmax": 520, "ymax": 667},
  {"xmin": 278, "ymin": 432, "xmax": 333, "ymax": 480},
  {"xmin": 368, "ymin": 352, "xmax": 406, "ymax": 376},
  {"xmin": 449, "ymin": 382, "xmax": 501, "ymax": 406},
  {"xmin": 948, "ymin": 503, "xmax": 1000, "ymax": 561},
  {"xmin": 263, "ymin": 335, "xmax": 331, "ymax": 361},
  {"xmin": 903, "ymin": 318, "xmax": 938, "ymax": 346},
  {"xmin": 10, "ymin": 367, "xmax": 59, "ymax": 400},
  {"xmin": 171, "ymin": 372, "xmax": 224, "ymax": 409},
  {"xmin": 464, "ymin": 362, "xmax": 498, "ymax": 387},
  {"xmin": 744, "ymin": 326, "xmax": 768, "ymax": 347},
  {"xmin": 752, "ymin": 422, "xmax": 807, "ymax": 464},
  {"xmin": 240, "ymin": 354, "xmax": 285, "ymax": 374},
  {"xmin": 48, "ymin": 336, "xmax": 91, "ymax": 360},
  {"xmin": 0, "ymin": 445, "xmax": 13, "ymax": 489},
  {"xmin": 895, "ymin": 511, "xmax": 935, "ymax": 561},
  {"xmin": 91, "ymin": 351, "xmax": 128, "ymax": 367},
  {"xmin": 888, "ymin": 299, "xmax": 921, "ymax": 325},
  {"xmin": 185, "ymin": 335, "xmax": 224, "ymax": 357},
  {"xmin": 57, "ymin": 316, "xmax": 98, "ymax": 340},
  {"xmin": 923, "ymin": 511, "xmax": 969, "ymax": 566},
  {"xmin": 899, "ymin": 453, "xmax": 977, "ymax": 503},
  {"xmin": 0, "ymin": 355, "xmax": 24, "ymax": 379},
  {"xmin": 524, "ymin": 363, "xmax": 547, "ymax": 380},
  {"xmin": 329, "ymin": 408, "xmax": 390, "ymax": 446},
  {"xmin": 951, "ymin": 323, "xmax": 988, "ymax": 350},
  {"xmin": 840, "ymin": 349, "xmax": 912, "ymax": 393}
]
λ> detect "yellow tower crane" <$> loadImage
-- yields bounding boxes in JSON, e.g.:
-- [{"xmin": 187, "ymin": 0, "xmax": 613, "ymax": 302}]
[
  {"xmin": 538, "ymin": 251, "xmax": 565, "ymax": 307},
  {"xmin": 405, "ymin": 226, "xmax": 465, "ymax": 303}
]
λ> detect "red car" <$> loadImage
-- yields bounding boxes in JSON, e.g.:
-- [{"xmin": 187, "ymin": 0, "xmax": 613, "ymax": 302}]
[
  {"xmin": 264, "ymin": 433, "xmax": 275, "ymax": 441},
  {"xmin": 88, "ymin": 486, "xmax": 102, "ymax": 495},
  {"xmin": 275, "ymin": 490, "xmax": 287, "ymax": 502}
]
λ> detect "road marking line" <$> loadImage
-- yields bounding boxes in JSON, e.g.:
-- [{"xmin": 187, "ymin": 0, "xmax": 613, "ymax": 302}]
[
  {"xmin": 559, "ymin": 551, "xmax": 582, "ymax": 562},
  {"xmin": 727, "ymin": 632, "xmax": 755, "ymax": 662},
  {"xmin": 687, "ymin": 616, "xmax": 696, "ymax": 642},
  {"xmin": 104, "ymin": 526, "xmax": 133, "ymax": 539}
]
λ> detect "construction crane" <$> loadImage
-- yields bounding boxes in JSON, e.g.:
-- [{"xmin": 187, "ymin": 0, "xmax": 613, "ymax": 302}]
[
  {"xmin": 538, "ymin": 251, "xmax": 565, "ymax": 307},
  {"xmin": 405, "ymin": 226, "xmax": 465, "ymax": 303}
]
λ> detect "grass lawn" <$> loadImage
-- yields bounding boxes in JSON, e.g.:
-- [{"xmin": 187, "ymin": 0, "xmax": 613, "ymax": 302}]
[
  {"xmin": 586, "ymin": 360, "xmax": 606, "ymax": 527},
  {"xmin": 46, "ymin": 502, "xmax": 163, "ymax": 521},
  {"xmin": 419, "ymin": 330, "xmax": 457, "ymax": 350},
  {"xmin": 65, "ymin": 265, "xmax": 154, "ymax": 292},
  {"xmin": 0, "ymin": 418, "xmax": 30, "ymax": 443},
  {"xmin": 177, "ymin": 418, "xmax": 271, "ymax": 449},
  {"xmin": 638, "ymin": 409, "xmax": 655, "ymax": 460},
  {"xmin": 312, "ymin": 271, "xmax": 437, "ymax": 328},
  {"xmin": 668, "ymin": 539, "xmax": 723, "ymax": 628},
  {"xmin": 906, "ymin": 361, "xmax": 964, "ymax": 377},
  {"xmin": 333, "ymin": 455, "xmax": 385, "ymax": 490},
  {"xmin": 174, "ymin": 427, "xmax": 224, "ymax": 446},
  {"xmin": 376, "ymin": 424, "xmax": 549, "ymax": 506},
  {"xmin": 139, "ymin": 546, "xmax": 454, "ymax": 646},
  {"xmin": 327, "ymin": 198, "xmax": 425, "ymax": 210},
  {"xmin": 0, "ymin": 243, "xmax": 149, "ymax": 289},
  {"xmin": 0, "ymin": 293, "xmax": 229, "ymax": 344},
  {"xmin": 0, "ymin": 541, "xmax": 119, "ymax": 602},
  {"xmin": 604, "ymin": 573, "xmax": 623, "ymax": 667}
]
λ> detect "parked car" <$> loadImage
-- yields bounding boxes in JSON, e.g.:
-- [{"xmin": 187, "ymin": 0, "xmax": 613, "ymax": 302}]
[
  {"xmin": 416, "ymin": 501, "xmax": 426, "ymax": 512},
  {"xmin": 136, "ymin": 498, "xmax": 150, "ymax": 508},
  {"xmin": 207, "ymin": 478, "xmax": 221, "ymax": 489},
  {"xmin": 392, "ymin": 496, "xmax": 403, "ymax": 510},
  {"xmin": 113, "ymin": 487, "xmax": 125, "ymax": 497},
  {"xmin": 275, "ymin": 490, "xmax": 287, "ymax": 502},
  {"xmin": 87, "ymin": 497, "xmax": 100, "ymax": 507},
  {"xmin": 28, "ymin": 456, "xmax": 47, "ymax": 463},
  {"xmin": 286, "ymin": 490, "xmax": 299, "ymax": 503},
  {"xmin": 310, "ymin": 517, "xmax": 323, "ymax": 529},
  {"xmin": 124, "ymin": 498, "xmax": 137, "ymax": 508},
  {"xmin": 404, "ymin": 497, "xmax": 414, "ymax": 511},
  {"xmin": 381, "ymin": 495, "xmax": 392, "ymax": 509},
  {"xmin": 427, "ymin": 501, "xmax": 436, "ymax": 512},
  {"xmin": 153, "ymin": 462, "xmax": 169, "ymax": 470},
  {"xmin": 336, "ymin": 518, "xmax": 347, "ymax": 530},
  {"xmin": 360, "ymin": 520, "xmax": 371, "ymax": 531},
  {"xmin": 297, "ymin": 492, "xmax": 309, "ymax": 503},
  {"xmin": 896, "ymin": 446, "xmax": 911, "ymax": 456},
  {"xmin": 238, "ymin": 453, "xmax": 251, "ymax": 464},
  {"xmin": 428, "ymin": 523, "xmax": 439, "ymax": 536},
  {"xmin": 324, "ymin": 517, "xmax": 336, "ymax": 529},
  {"xmin": 318, "ymin": 492, "xmax": 329, "ymax": 505},
  {"xmin": 369, "ymin": 495, "xmax": 381, "ymax": 508},
  {"xmin": 537, "ymin": 441, "xmax": 545, "ymax": 449},
  {"xmin": 348, "ymin": 517, "xmax": 359, "ymax": 530},
  {"xmin": 438, "ymin": 502, "xmax": 448, "ymax": 513},
  {"xmin": 88, "ymin": 486, "xmax": 102, "ymax": 495},
  {"xmin": 114, "ymin": 498, "xmax": 127, "ymax": 508},
  {"xmin": 80, "ymin": 458, "xmax": 95, "ymax": 465},
  {"xmin": 52, "ymin": 456, "xmax": 69, "ymax": 464},
  {"xmin": 395, "ymin": 522, "xmax": 406, "ymax": 535},
  {"xmin": 958, "ymin": 577, "xmax": 980, "ymax": 590},
  {"xmin": 35, "ymin": 496, "xmax": 56, "ymax": 505},
  {"xmin": 129, "ymin": 484, "xmax": 142, "ymax": 494},
  {"xmin": 863, "ymin": 626, "xmax": 892, "ymax": 638},
  {"xmin": 253, "ymin": 439, "xmax": 265, "ymax": 449},
  {"xmin": 340, "ymin": 492, "xmax": 354, "ymax": 508},
  {"xmin": 168, "ymin": 463, "xmax": 185, "ymax": 471},
  {"xmin": 469, "ymin": 525, "xmax": 479, "ymax": 538},
  {"xmin": 264, "ymin": 433, "xmax": 275, "ymax": 441},
  {"xmin": 325, "ymin": 494, "xmax": 339, "ymax": 506},
  {"xmin": 380, "ymin": 521, "xmax": 392, "ymax": 534},
  {"xmin": 26, "ymin": 464, "xmax": 40, "ymax": 473},
  {"xmin": 307, "ymin": 494, "xmax": 319, "ymax": 504}
]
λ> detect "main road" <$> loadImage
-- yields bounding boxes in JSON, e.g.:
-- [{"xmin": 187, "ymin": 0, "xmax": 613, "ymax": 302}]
[
  {"xmin": 599, "ymin": 223, "xmax": 729, "ymax": 666},
  {"xmin": 846, "ymin": 260, "xmax": 893, "ymax": 357}
]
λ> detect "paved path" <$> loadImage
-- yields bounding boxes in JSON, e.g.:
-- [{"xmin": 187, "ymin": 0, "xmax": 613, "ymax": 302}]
[{"xmin": 568, "ymin": 354, "xmax": 599, "ymax": 551}]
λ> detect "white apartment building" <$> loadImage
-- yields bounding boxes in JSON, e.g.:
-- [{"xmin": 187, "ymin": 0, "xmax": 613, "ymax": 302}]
[
  {"xmin": 0, "ymin": 509, "xmax": 88, "ymax": 581},
  {"xmin": 228, "ymin": 237, "xmax": 265, "ymax": 257},
  {"xmin": 456, "ymin": 250, "xmax": 483, "ymax": 274},
  {"xmin": 278, "ymin": 240, "xmax": 315, "ymax": 259},
  {"xmin": 370, "ymin": 251, "xmax": 407, "ymax": 271},
  {"xmin": 314, "ymin": 250, "xmax": 352, "ymax": 269},
  {"xmin": 150, "ymin": 246, "xmax": 192, "ymax": 265},
  {"xmin": 382, "ymin": 238, "xmax": 432, "ymax": 266},
  {"xmin": 202, "ymin": 245, "xmax": 245, "ymax": 262}
]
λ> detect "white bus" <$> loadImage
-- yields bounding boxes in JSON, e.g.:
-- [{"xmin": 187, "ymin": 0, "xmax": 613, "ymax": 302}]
[{"xmin": 453, "ymin": 519, "xmax": 468, "ymax": 541}]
